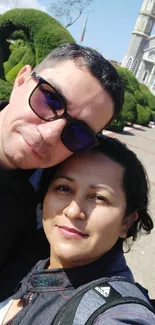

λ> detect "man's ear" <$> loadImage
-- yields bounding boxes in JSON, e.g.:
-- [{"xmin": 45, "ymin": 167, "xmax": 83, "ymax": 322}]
[
  {"xmin": 13, "ymin": 65, "xmax": 32, "ymax": 90},
  {"xmin": 120, "ymin": 212, "xmax": 139, "ymax": 239}
]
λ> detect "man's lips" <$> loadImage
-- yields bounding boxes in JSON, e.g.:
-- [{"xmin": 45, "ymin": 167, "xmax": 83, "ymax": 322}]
[
  {"xmin": 57, "ymin": 226, "xmax": 88, "ymax": 239},
  {"xmin": 24, "ymin": 139, "xmax": 42, "ymax": 158},
  {"xmin": 20, "ymin": 133, "xmax": 46, "ymax": 159}
]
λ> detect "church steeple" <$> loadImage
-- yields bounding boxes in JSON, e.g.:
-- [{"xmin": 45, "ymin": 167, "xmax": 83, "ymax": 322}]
[{"xmin": 121, "ymin": 0, "xmax": 155, "ymax": 74}]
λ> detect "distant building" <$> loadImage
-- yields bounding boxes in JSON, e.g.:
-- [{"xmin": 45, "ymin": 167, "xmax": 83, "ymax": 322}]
[
  {"xmin": 109, "ymin": 60, "xmax": 121, "ymax": 67},
  {"xmin": 122, "ymin": 0, "xmax": 155, "ymax": 95}
]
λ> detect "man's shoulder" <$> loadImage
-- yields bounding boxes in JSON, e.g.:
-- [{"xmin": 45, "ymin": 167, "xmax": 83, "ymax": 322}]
[{"xmin": 0, "ymin": 100, "xmax": 9, "ymax": 111}]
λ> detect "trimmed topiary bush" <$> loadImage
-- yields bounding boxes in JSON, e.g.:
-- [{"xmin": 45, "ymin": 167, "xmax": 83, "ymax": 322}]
[
  {"xmin": 122, "ymin": 91, "xmax": 137, "ymax": 124},
  {"xmin": 136, "ymin": 104, "xmax": 152, "ymax": 126},
  {"xmin": 125, "ymin": 69, "xmax": 140, "ymax": 92},
  {"xmin": 6, "ymin": 61, "xmax": 23, "ymax": 85},
  {"xmin": 139, "ymin": 83, "xmax": 155, "ymax": 111},
  {"xmin": 134, "ymin": 90, "xmax": 148, "ymax": 106},
  {"xmin": 0, "ymin": 8, "xmax": 75, "ymax": 80},
  {"xmin": 116, "ymin": 67, "xmax": 134, "ymax": 93},
  {"xmin": 4, "ymin": 46, "xmax": 27, "ymax": 75},
  {"xmin": 107, "ymin": 115, "xmax": 124, "ymax": 133},
  {"xmin": 0, "ymin": 8, "xmax": 75, "ymax": 99},
  {"xmin": 0, "ymin": 79, "xmax": 12, "ymax": 100},
  {"xmin": 150, "ymin": 110, "xmax": 155, "ymax": 121}
]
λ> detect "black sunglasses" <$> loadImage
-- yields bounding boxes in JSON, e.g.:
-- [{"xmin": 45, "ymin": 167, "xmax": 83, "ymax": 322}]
[{"xmin": 29, "ymin": 71, "xmax": 99, "ymax": 153}]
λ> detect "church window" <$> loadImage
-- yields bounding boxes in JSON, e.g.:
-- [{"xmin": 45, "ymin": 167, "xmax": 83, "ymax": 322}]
[
  {"xmin": 140, "ymin": 18, "xmax": 147, "ymax": 31},
  {"xmin": 142, "ymin": 70, "xmax": 149, "ymax": 83},
  {"xmin": 142, "ymin": 0, "xmax": 148, "ymax": 11},
  {"xmin": 146, "ymin": 20, "xmax": 153, "ymax": 33},
  {"xmin": 135, "ymin": 17, "xmax": 141, "ymax": 29},
  {"xmin": 126, "ymin": 57, "xmax": 133, "ymax": 70},
  {"xmin": 146, "ymin": 0, "xmax": 153, "ymax": 11},
  {"xmin": 121, "ymin": 55, "xmax": 127, "ymax": 67},
  {"xmin": 132, "ymin": 59, "xmax": 139, "ymax": 74},
  {"xmin": 148, "ymin": 50, "xmax": 155, "ymax": 60}
]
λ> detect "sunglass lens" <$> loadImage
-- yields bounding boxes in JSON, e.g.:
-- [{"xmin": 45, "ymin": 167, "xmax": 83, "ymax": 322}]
[
  {"xmin": 61, "ymin": 122, "xmax": 96, "ymax": 153},
  {"xmin": 30, "ymin": 84, "xmax": 65, "ymax": 120}
]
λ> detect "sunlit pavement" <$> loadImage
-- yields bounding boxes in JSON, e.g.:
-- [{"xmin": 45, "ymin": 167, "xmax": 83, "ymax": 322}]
[{"xmin": 102, "ymin": 125, "xmax": 155, "ymax": 298}]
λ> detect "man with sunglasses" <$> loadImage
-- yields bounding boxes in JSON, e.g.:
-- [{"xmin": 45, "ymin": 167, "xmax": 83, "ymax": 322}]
[{"xmin": 0, "ymin": 43, "xmax": 124, "ymax": 301}]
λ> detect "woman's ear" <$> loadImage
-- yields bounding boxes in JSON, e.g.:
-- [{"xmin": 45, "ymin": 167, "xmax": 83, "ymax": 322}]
[
  {"xmin": 120, "ymin": 212, "xmax": 139, "ymax": 239},
  {"xmin": 13, "ymin": 65, "xmax": 32, "ymax": 90}
]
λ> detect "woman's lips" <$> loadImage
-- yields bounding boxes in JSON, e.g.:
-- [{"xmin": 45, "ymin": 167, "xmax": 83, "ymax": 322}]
[{"xmin": 57, "ymin": 226, "xmax": 88, "ymax": 239}]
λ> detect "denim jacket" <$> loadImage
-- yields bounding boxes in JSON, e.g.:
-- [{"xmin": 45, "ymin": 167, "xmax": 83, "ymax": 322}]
[{"xmin": 8, "ymin": 244, "xmax": 155, "ymax": 325}]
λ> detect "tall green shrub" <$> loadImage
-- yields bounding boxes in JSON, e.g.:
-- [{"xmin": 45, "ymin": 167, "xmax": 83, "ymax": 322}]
[
  {"xmin": 122, "ymin": 92, "xmax": 137, "ymax": 124},
  {"xmin": 0, "ymin": 8, "xmax": 75, "ymax": 98},
  {"xmin": 116, "ymin": 67, "xmax": 134, "ymax": 93},
  {"xmin": 139, "ymin": 83, "xmax": 155, "ymax": 111},
  {"xmin": 107, "ymin": 115, "xmax": 124, "ymax": 133},
  {"xmin": 136, "ymin": 104, "xmax": 151, "ymax": 126},
  {"xmin": 0, "ymin": 79, "xmax": 12, "ymax": 100}
]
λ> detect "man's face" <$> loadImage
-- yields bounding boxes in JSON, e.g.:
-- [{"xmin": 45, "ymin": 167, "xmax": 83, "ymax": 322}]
[{"xmin": 0, "ymin": 61, "xmax": 114, "ymax": 169}]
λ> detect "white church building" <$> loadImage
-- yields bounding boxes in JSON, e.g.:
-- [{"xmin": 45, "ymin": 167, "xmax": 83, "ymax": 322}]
[{"xmin": 122, "ymin": 0, "xmax": 155, "ymax": 95}]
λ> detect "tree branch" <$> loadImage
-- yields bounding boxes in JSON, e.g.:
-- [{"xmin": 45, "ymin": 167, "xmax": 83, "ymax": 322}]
[{"xmin": 65, "ymin": 10, "xmax": 82, "ymax": 28}]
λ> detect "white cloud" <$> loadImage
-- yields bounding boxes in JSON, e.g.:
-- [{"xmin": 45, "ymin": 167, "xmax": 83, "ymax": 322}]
[{"xmin": 0, "ymin": 0, "xmax": 46, "ymax": 15}]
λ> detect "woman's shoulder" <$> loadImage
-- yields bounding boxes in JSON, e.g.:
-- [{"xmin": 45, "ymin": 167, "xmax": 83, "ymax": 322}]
[{"xmin": 94, "ymin": 303, "xmax": 155, "ymax": 325}]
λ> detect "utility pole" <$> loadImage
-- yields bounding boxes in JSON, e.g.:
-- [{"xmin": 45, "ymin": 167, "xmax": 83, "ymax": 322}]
[{"xmin": 15, "ymin": 0, "xmax": 19, "ymax": 7}]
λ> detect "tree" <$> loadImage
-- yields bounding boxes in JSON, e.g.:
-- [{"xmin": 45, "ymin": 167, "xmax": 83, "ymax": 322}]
[{"xmin": 50, "ymin": 0, "xmax": 93, "ymax": 28}]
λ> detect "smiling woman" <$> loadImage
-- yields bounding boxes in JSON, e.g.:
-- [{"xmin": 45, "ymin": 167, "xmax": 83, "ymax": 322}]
[{"xmin": 1, "ymin": 135, "xmax": 154, "ymax": 325}]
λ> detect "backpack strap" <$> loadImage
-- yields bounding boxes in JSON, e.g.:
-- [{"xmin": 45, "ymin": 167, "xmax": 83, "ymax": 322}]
[{"xmin": 52, "ymin": 277, "xmax": 154, "ymax": 325}]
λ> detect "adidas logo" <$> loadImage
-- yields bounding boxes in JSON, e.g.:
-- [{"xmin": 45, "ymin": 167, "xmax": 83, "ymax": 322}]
[{"xmin": 95, "ymin": 286, "xmax": 111, "ymax": 297}]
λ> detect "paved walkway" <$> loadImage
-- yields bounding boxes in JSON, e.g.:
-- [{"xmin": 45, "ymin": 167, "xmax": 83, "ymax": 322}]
[{"xmin": 103, "ymin": 125, "xmax": 155, "ymax": 298}]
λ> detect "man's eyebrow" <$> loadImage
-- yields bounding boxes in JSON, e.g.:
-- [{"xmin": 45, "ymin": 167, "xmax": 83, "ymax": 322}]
[
  {"xmin": 47, "ymin": 80, "xmax": 68, "ymax": 107},
  {"xmin": 54, "ymin": 176, "xmax": 75, "ymax": 182},
  {"xmin": 90, "ymin": 184, "xmax": 115, "ymax": 196}
]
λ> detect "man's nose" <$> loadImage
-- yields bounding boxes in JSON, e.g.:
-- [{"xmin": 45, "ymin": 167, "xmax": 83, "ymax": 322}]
[
  {"xmin": 63, "ymin": 200, "xmax": 86, "ymax": 220},
  {"xmin": 37, "ymin": 118, "xmax": 67, "ymax": 145}
]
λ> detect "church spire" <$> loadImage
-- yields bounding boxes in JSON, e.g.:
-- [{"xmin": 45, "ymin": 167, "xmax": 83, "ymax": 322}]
[{"xmin": 121, "ymin": 0, "xmax": 155, "ymax": 74}]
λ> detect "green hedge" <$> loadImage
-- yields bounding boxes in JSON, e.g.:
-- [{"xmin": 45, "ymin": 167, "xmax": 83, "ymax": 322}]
[
  {"xmin": 116, "ymin": 67, "xmax": 134, "ymax": 93},
  {"xmin": 139, "ymin": 83, "xmax": 155, "ymax": 111},
  {"xmin": 122, "ymin": 91, "xmax": 137, "ymax": 124},
  {"xmin": 0, "ymin": 8, "xmax": 75, "ymax": 99},
  {"xmin": 0, "ymin": 8, "xmax": 75, "ymax": 68},
  {"xmin": 116, "ymin": 67, "xmax": 155, "ymax": 127},
  {"xmin": 150, "ymin": 110, "xmax": 155, "ymax": 121},
  {"xmin": 107, "ymin": 115, "xmax": 124, "ymax": 133},
  {"xmin": 134, "ymin": 90, "xmax": 148, "ymax": 106},
  {"xmin": 4, "ymin": 46, "xmax": 27, "ymax": 75},
  {"xmin": 0, "ymin": 79, "xmax": 12, "ymax": 100},
  {"xmin": 136, "ymin": 104, "xmax": 151, "ymax": 126}
]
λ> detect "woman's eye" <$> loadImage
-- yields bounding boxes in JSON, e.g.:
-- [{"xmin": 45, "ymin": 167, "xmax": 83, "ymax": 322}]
[
  {"xmin": 55, "ymin": 185, "xmax": 72, "ymax": 193},
  {"xmin": 91, "ymin": 195, "xmax": 109, "ymax": 204}
]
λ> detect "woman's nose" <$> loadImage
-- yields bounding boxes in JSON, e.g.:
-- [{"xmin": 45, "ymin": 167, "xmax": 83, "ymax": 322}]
[{"xmin": 63, "ymin": 200, "xmax": 86, "ymax": 220}]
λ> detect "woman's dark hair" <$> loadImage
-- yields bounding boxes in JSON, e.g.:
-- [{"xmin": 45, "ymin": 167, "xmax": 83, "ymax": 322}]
[{"xmin": 38, "ymin": 134, "xmax": 153, "ymax": 246}]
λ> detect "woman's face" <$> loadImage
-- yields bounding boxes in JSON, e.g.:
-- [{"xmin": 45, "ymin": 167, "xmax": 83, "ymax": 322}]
[{"xmin": 43, "ymin": 152, "xmax": 129, "ymax": 268}]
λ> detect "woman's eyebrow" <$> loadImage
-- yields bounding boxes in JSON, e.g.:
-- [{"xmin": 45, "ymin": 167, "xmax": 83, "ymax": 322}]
[
  {"xmin": 54, "ymin": 176, "xmax": 75, "ymax": 182},
  {"xmin": 90, "ymin": 184, "xmax": 115, "ymax": 196}
]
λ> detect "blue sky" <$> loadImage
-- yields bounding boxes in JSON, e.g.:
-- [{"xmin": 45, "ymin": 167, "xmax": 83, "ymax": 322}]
[{"xmin": 39, "ymin": 0, "xmax": 149, "ymax": 63}]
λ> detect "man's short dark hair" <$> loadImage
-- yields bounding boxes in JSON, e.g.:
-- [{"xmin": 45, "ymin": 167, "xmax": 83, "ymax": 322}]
[{"xmin": 34, "ymin": 43, "xmax": 124, "ymax": 120}]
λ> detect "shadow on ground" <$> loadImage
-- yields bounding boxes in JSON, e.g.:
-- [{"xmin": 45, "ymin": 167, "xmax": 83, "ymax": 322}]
[{"xmin": 121, "ymin": 130, "xmax": 135, "ymax": 136}]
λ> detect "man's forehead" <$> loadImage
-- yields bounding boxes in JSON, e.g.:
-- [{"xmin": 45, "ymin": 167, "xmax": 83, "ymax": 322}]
[{"xmin": 38, "ymin": 63, "xmax": 114, "ymax": 131}]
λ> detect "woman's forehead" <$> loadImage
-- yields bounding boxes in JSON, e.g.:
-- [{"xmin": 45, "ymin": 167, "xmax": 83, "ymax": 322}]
[{"xmin": 54, "ymin": 152, "xmax": 124, "ymax": 188}]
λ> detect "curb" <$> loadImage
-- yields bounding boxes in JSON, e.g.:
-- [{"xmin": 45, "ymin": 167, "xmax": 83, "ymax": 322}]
[{"xmin": 102, "ymin": 124, "xmax": 151, "ymax": 136}]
